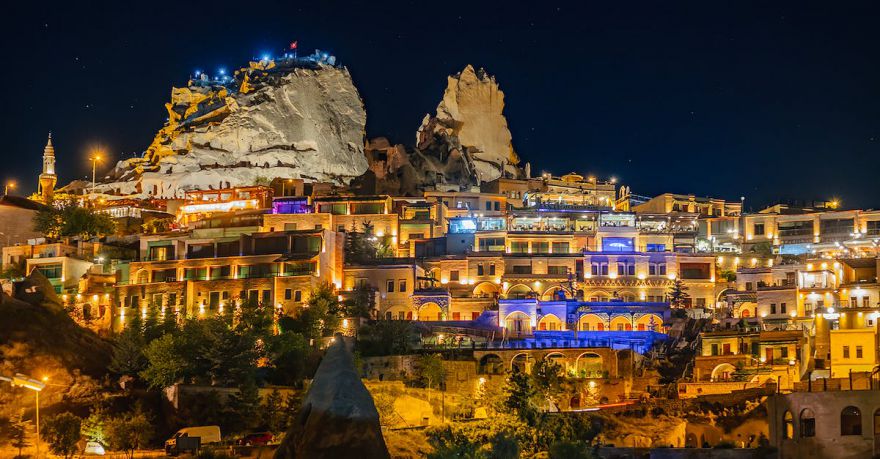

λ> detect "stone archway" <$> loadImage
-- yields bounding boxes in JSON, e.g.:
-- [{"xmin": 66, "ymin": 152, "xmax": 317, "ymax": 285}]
[
  {"xmin": 635, "ymin": 314, "xmax": 663, "ymax": 331},
  {"xmin": 538, "ymin": 313, "xmax": 563, "ymax": 331},
  {"xmin": 609, "ymin": 315, "xmax": 632, "ymax": 331},
  {"xmin": 541, "ymin": 285, "xmax": 572, "ymax": 301},
  {"xmin": 418, "ymin": 302, "xmax": 443, "ymax": 321},
  {"xmin": 473, "ymin": 281, "xmax": 499, "ymax": 298},
  {"xmin": 504, "ymin": 311, "xmax": 532, "ymax": 336},
  {"xmin": 711, "ymin": 363, "xmax": 736, "ymax": 381},
  {"xmin": 578, "ymin": 313, "xmax": 605, "ymax": 331},
  {"xmin": 505, "ymin": 284, "xmax": 533, "ymax": 299},
  {"xmin": 575, "ymin": 352, "xmax": 604, "ymax": 378}
]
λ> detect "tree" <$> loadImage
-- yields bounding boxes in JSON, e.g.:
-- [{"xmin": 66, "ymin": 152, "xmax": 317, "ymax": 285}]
[
  {"xmin": 81, "ymin": 407, "xmax": 108, "ymax": 449},
  {"xmin": 33, "ymin": 200, "xmax": 115, "ymax": 239},
  {"xmin": 503, "ymin": 368, "xmax": 538, "ymax": 425},
  {"xmin": 344, "ymin": 221, "xmax": 394, "ymax": 263},
  {"xmin": 226, "ymin": 381, "xmax": 261, "ymax": 435},
  {"xmin": 262, "ymin": 388, "xmax": 285, "ymax": 433},
  {"xmin": 140, "ymin": 333, "xmax": 189, "ymax": 389},
  {"xmin": 416, "ymin": 353, "xmax": 448, "ymax": 393},
  {"xmin": 105, "ymin": 406, "xmax": 154, "ymax": 459},
  {"xmin": 530, "ymin": 359, "xmax": 564, "ymax": 411},
  {"xmin": 109, "ymin": 315, "xmax": 147, "ymax": 377},
  {"xmin": 42, "ymin": 412, "xmax": 82, "ymax": 459},
  {"xmin": 342, "ymin": 284, "xmax": 375, "ymax": 319},
  {"xmin": 667, "ymin": 278, "xmax": 691, "ymax": 308},
  {"xmin": 8, "ymin": 409, "xmax": 32, "ymax": 458},
  {"xmin": 289, "ymin": 282, "xmax": 342, "ymax": 344}
]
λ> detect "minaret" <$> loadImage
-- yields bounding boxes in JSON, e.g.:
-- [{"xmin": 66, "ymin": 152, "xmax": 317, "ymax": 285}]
[{"xmin": 38, "ymin": 132, "xmax": 57, "ymax": 202}]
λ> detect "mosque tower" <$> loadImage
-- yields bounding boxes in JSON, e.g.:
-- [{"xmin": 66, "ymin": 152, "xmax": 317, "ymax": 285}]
[{"xmin": 38, "ymin": 132, "xmax": 57, "ymax": 202}]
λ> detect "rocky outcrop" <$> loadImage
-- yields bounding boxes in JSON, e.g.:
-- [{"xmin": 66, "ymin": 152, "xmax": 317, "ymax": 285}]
[
  {"xmin": 416, "ymin": 65, "xmax": 520, "ymax": 183},
  {"xmin": 274, "ymin": 334, "xmax": 389, "ymax": 459},
  {"xmin": 97, "ymin": 52, "xmax": 368, "ymax": 199}
]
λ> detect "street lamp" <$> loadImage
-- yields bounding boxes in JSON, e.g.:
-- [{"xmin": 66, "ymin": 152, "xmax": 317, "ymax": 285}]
[
  {"xmin": 1, "ymin": 373, "xmax": 46, "ymax": 458},
  {"xmin": 4, "ymin": 180, "xmax": 15, "ymax": 195},
  {"xmin": 90, "ymin": 152, "xmax": 103, "ymax": 193}
]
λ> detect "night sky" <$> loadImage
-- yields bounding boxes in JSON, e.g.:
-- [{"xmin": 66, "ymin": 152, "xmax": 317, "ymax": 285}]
[{"xmin": 4, "ymin": 1, "xmax": 880, "ymax": 209}]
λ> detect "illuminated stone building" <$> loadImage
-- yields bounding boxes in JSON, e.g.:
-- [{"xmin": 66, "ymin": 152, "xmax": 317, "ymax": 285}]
[{"xmin": 113, "ymin": 227, "xmax": 343, "ymax": 330}]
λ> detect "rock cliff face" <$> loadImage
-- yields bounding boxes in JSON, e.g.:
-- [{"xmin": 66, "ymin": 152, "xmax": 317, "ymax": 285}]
[
  {"xmin": 416, "ymin": 65, "xmax": 520, "ymax": 183},
  {"xmin": 100, "ymin": 53, "xmax": 368, "ymax": 199}
]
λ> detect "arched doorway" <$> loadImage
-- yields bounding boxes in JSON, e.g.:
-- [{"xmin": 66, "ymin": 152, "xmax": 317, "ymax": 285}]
[
  {"xmin": 538, "ymin": 314, "xmax": 563, "ymax": 331},
  {"xmin": 578, "ymin": 313, "xmax": 604, "ymax": 331},
  {"xmin": 541, "ymin": 286, "xmax": 570, "ymax": 301},
  {"xmin": 635, "ymin": 314, "xmax": 663, "ymax": 331},
  {"xmin": 800, "ymin": 408, "xmax": 816, "ymax": 438},
  {"xmin": 575, "ymin": 352, "xmax": 603, "ymax": 378},
  {"xmin": 505, "ymin": 311, "xmax": 531, "ymax": 336},
  {"xmin": 505, "ymin": 284, "xmax": 533, "ymax": 299},
  {"xmin": 474, "ymin": 282, "xmax": 499, "ymax": 298},
  {"xmin": 711, "ymin": 363, "xmax": 736, "ymax": 381},
  {"xmin": 418, "ymin": 302, "xmax": 443, "ymax": 321},
  {"xmin": 610, "ymin": 315, "xmax": 632, "ymax": 331},
  {"xmin": 841, "ymin": 406, "xmax": 862, "ymax": 436}
]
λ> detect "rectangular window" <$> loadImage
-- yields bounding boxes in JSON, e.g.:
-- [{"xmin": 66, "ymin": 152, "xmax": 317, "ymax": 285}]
[
  {"xmin": 387, "ymin": 280, "xmax": 395, "ymax": 293},
  {"xmin": 857, "ymin": 346, "xmax": 864, "ymax": 359},
  {"xmin": 477, "ymin": 264, "xmax": 484, "ymax": 276},
  {"xmin": 552, "ymin": 242, "xmax": 570, "ymax": 253},
  {"xmin": 512, "ymin": 265, "xmax": 532, "ymax": 274},
  {"xmin": 532, "ymin": 242, "xmax": 550, "ymax": 254},
  {"xmin": 168, "ymin": 293, "xmax": 177, "ymax": 305},
  {"xmin": 285, "ymin": 289, "xmax": 292, "ymax": 300},
  {"xmin": 711, "ymin": 343, "xmax": 719, "ymax": 356},
  {"xmin": 399, "ymin": 279, "xmax": 407, "ymax": 292},
  {"xmin": 617, "ymin": 263, "xmax": 625, "ymax": 276},
  {"xmin": 865, "ymin": 297, "xmax": 871, "ymax": 308},
  {"xmin": 646, "ymin": 243, "xmax": 666, "ymax": 252},
  {"xmin": 449, "ymin": 270, "xmax": 460, "ymax": 281},
  {"xmin": 696, "ymin": 298, "xmax": 706, "ymax": 307},
  {"xmin": 261, "ymin": 290, "xmax": 271, "ymax": 305},
  {"xmin": 478, "ymin": 238, "xmax": 505, "ymax": 252},
  {"xmin": 294, "ymin": 290, "xmax": 302, "ymax": 302},
  {"xmin": 548, "ymin": 265, "xmax": 568, "ymax": 275},
  {"xmin": 510, "ymin": 241, "xmax": 529, "ymax": 253},
  {"xmin": 843, "ymin": 346, "xmax": 850, "ymax": 359},
  {"xmin": 591, "ymin": 263, "xmax": 599, "ymax": 275},
  {"xmin": 753, "ymin": 223, "xmax": 765, "ymax": 236},
  {"xmin": 489, "ymin": 263, "xmax": 496, "ymax": 275},
  {"xmin": 209, "ymin": 291, "xmax": 220, "ymax": 310},
  {"xmin": 659, "ymin": 264, "xmax": 667, "ymax": 275},
  {"xmin": 770, "ymin": 303, "xmax": 776, "ymax": 314},
  {"xmin": 601, "ymin": 263, "xmax": 609, "ymax": 275}
]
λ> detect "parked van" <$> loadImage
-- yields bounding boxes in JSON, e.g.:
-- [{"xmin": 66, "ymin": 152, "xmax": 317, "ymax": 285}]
[{"xmin": 165, "ymin": 425, "xmax": 221, "ymax": 456}]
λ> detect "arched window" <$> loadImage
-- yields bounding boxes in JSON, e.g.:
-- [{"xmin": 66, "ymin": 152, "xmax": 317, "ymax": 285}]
[
  {"xmin": 841, "ymin": 406, "xmax": 862, "ymax": 436},
  {"xmin": 783, "ymin": 411, "xmax": 794, "ymax": 439},
  {"xmin": 874, "ymin": 409, "xmax": 880, "ymax": 436},
  {"xmin": 800, "ymin": 408, "xmax": 816, "ymax": 438}
]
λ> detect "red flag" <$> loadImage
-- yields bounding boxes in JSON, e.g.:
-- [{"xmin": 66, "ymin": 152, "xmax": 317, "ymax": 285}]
[{"xmin": 289, "ymin": 41, "xmax": 298, "ymax": 50}]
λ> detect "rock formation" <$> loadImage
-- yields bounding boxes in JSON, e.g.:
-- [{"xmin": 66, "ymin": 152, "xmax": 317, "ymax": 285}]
[
  {"xmin": 275, "ymin": 333, "xmax": 389, "ymax": 459},
  {"xmin": 98, "ymin": 52, "xmax": 368, "ymax": 199},
  {"xmin": 416, "ymin": 65, "xmax": 520, "ymax": 183}
]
